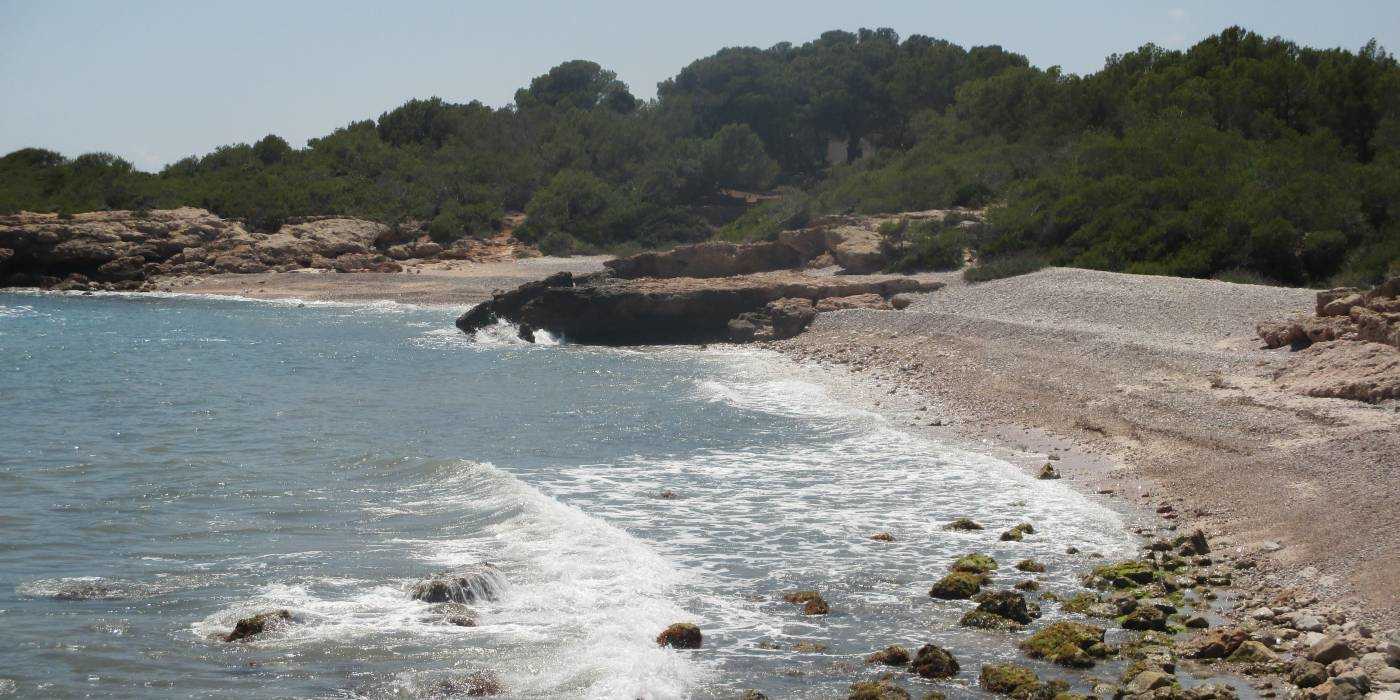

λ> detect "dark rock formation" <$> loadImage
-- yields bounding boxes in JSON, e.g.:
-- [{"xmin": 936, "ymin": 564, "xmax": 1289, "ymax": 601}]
[
  {"xmin": 604, "ymin": 241, "xmax": 803, "ymax": 279},
  {"xmin": 455, "ymin": 270, "xmax": 942, "ymax": 345},
  {"xmin": 409, "ymin": 564, "xmax": 505, "ymax": 604},
  {"xmin": 656, "ymin": 622, "xmax": 702, "ymax": 649},
  {"xmin": 911, "ymin": 643, "xmax": 960, "ymax": 678},
  {"xmin": 224, "ymin": 609, "xmax": 292, "ymax": 642}
]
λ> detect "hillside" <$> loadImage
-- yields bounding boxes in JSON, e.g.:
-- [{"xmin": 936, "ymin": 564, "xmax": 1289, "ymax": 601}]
[{"xmin": 2, "ymin": 27, "xmax": 1397, "ymax": 287}]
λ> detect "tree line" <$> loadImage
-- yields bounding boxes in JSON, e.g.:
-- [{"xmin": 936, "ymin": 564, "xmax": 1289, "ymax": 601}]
[{"xmin": 2, "ymin": 27, "xmax": 1396, "ymax": 285}]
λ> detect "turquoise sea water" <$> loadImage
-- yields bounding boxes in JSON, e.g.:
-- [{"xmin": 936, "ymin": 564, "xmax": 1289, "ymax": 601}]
[{"xmin": 0, "ymin": 292, "xmax": 1136, "ymax": 699}]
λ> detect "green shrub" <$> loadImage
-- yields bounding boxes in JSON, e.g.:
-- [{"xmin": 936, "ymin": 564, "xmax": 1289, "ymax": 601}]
[
  {"xmin": 537, "ymin": 231, "xmax": 577, "ymax": 256},
  {"xmin": 962, "ymin": 253, "xmax": 1049, "ymax": 283}
]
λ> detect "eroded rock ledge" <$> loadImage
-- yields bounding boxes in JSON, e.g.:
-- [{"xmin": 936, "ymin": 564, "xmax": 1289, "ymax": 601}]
[
  {"xmin": 455, "ymin": 270, "xmax": 941, "ymax": 344},
  {"xmin": 1257, "ymin": 277, "xmax": 1400, "ymax": 403}
]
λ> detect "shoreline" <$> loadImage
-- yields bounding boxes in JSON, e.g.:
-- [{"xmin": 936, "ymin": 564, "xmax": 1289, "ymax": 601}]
[
  {"xmin": 14, "ymin": 261, "xmax": 1396, "ymax": 697},
  {"xmin": 129, "ymin": 263, "xmax": 1400, "ymax": 625}
]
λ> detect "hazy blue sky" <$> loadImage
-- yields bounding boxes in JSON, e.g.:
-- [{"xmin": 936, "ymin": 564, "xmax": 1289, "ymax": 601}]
[{"xmin": 3, "ymin": 0, "xmax": 1397, "ymax": 171}]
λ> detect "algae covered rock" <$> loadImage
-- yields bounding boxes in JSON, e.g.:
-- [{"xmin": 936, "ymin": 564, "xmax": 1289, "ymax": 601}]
[
  {"xmin": 1088, "ymin": 560, "xmax": 1155, "ymax": 588},
  {"xmin": 1061, "ymin": 592, "xmax": 1101, "ymax": 614},
  {"xmin": 1015, "ymin": 559, "xmax": 1046, "ymax": 573},
  {"xmin": 783, "ymin": 589, "xmax": 831, "ymax": 614},
  {"xmin": 866, "ymin": 644, "xmax": 912, "ymax": 666},
  {"xmin": 223, "ymin": 609, "xmax": 292, "ymax": 642},
  {"xmin": 973, "ymin": 590, "xmax": 1037, "ymax": 624},
  {"xmin": 656, "ymin": 622, "xmax": 702, "ymax": 649},
  {"xmin": 979, "ymin": 663, "xmax": 1041, "ymax": 696},
  {"xmin": 848, "ymin": 676, "xmax": 911, "ymax": 700},
  {"xmin": 1019, "ymin": 621, "xmax": 1107, "ymax": 668},
  {"xmin": 911, "ymin": 643, "xmax": 960, "ymax": 678},
  {"xmin": 945, "ymin": 517, "xmax": 984, "ymax": 531},
  {"xmin": 950, "ymin": 553, "xmax": 998, "ymax": 575},
  {"xmin": 929, "ymin": 572, "xmax": 984, "ymax": 599},
  {"xmin": 1227, "ymin": 640, "xmax": 1279, "ymax": 663},
  {"xmin": 1121, "ymin": 605, "xmax": 1168, "ymax": 631},
  {"xmin": 1000, "ymin": 522, "xmax": 1036, "ymax": 541}
]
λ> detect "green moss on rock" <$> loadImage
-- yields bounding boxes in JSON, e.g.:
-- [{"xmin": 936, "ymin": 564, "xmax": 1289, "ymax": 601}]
[
  {"xmin": 979, "ymin": 663, "xmax": 1040, "ymax": 695},
  {"xmin": 929, "ymin": 571, "xmax": 984, "ymax": 599},
  {"xmin": 950, "ymin": 553, "xmax": 998, "ymax": 575},
  {"xmin": 1019, "ymin": 621, "xmax": 1106, "ymax": 668}
]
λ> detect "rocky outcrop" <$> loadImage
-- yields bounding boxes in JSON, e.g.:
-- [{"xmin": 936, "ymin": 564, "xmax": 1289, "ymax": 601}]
[
  {"xmin": 408, "ymin": 564, "xmax": 505, "ymax": 604},
  {"xmin": 1256, "ymin": 278, "xmax": 1400, "ymax": 403},
  {"xmin": 656, "ymin": 622, "xmax": 702, "ymax": 649},
  {"xmin": 455, "ymin": 270, "xmax": 943, "ymax": 345},
  {"xmin": 1258, "ymin": 278, "xmax": 1400, "ymax": 351},
  {"xmin": 0, "ymin": 209, "xmax": 440, "ymax": 290}
]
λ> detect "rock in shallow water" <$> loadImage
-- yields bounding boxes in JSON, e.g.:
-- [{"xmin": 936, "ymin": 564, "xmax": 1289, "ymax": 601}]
[
  {"xmin": 223, "ymin": 609, "xmax": 292, "ymax": 642},
  {"xmin": 409, "ymin": 563, "xmax": 505, "ymax": 604},
  {"xmin": 656, "ymin": 623, "xmax": 702, "ymax": 649}
]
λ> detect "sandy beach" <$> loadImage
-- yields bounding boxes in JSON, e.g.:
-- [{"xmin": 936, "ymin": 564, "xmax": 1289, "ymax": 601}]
[{"xmin": 154, "ymin": 261, "xmax": 1400, "ymax": 627}]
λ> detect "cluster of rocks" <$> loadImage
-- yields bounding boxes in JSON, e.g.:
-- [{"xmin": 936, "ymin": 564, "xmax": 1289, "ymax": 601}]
[
  {"xmin": 605, "ymin": 209, "xmax": 979, "ymax": 279},
  {"xmin": 0, "ymin": 208, "xmax": 510, "ymax": 291},
  {"xmin": 455, "ymin": 270, "xmax": 939, "ymax": 344},
  {"xmin": 1257, "ymin": 278, "xmax": 1400, "ymax": 403}
]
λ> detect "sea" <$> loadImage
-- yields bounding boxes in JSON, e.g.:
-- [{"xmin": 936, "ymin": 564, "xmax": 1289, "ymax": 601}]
[{"xmin": 0, "ymin": 291, "xmax": 1138, "ymax": 699}]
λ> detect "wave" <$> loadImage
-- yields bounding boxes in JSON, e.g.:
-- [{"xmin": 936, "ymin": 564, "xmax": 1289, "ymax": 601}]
[{"xmin": 197, "ymin": 460, "xmax": 707, "ymax": 699}]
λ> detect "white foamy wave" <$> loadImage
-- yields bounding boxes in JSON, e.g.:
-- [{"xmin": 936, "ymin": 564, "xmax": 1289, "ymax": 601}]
[
  {"xmin": 468, "ymin": 319, "xmax": 561, "ymax": 347},
  {"xmin": 201, "ymin": 461, "xmax": 707, "ymax": 699},
  {"xmin": 0, "ymin": 303, "xmax": 42, "ymax": 319}
]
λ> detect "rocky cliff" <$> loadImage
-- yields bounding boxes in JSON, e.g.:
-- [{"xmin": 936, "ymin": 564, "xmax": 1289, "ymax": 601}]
[
  {"xmin": 456, "ymin": 270, "xmax": 941, "ymax": 344},
  {"xmin": 0, "ymin": 208, "xmax": 471, "ymax": 290}
]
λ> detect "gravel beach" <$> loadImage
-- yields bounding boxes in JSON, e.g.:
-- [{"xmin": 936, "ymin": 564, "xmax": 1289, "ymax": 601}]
[{"xmin": 773, "ymin": 267, "xmax": 1400, "ymax": 626}]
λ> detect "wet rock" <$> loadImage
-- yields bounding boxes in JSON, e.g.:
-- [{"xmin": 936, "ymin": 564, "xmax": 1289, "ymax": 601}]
[
  {"xmin": 793, "ymin": 641, "xmax": 827, "ymax": 653},
  {"xmin": 1184, "ymin": 615, "xmax": 1210, "ymax": 629},
  {"xmin": 1038, "ymin": 464, "xmax": 1061, "ymax": 479},
  {"xmin": 1125, "ymin": 670, "xmax": 1177, "ymax": 694},
  {"xmin": 1014, "ymin": 579, "xmax": 1040, "ymax": 592},
  {"xmin": 978, "ymin": 662, "xmax": 1040, "ymax": 696},
  {"xmin": 1291, "ymin": 660, "xmax": 1329, "ymax": 688},
  {"xmin": 1122, "ymin": 605, "xmax": 1169, "ymax": 631},
  {"xmin": 1062, "ymin": 592, "xmax": 1102, "ymax": 615},
  {"xmin": 870, "ymin": 532, "xmax": 895, "ymax": 542},
  {"xmin": 409, "ymin": 564, "xmax": 505, "ymax": 604},
  {"xmin": 973, "ymin": 590, "xmax": 1036, "ymax": 624},
  {"xmin": 223, "ymin": 609, "xmax": 292, "ymax": 642},
  {"xmin": 1228, "ymin": 640, "xmax": 1279, "ymax": 663},
  {"xmin": 1015, "ymin": 559, "xmax": 1046, "ymax": 573},
  {"xmin": 848, "ymin": 676, "xmax": 910, "ymax": 700},
  {"xmin": 961, "ymin": 610, "xmax": 1026, "ymax": 631},
  {"xmin": 1330, "ymin": 669, "xmax": 1370, "ymax": 699},
  {"xmin": 950, "ymin": 553, "xmax": 998, "ymax": 575},
  {"xmin": 1089, "ymin": 560, "xmax": 1155, "ymax": 588},
  {"xmin": 866, "ymin": 645, "xmax": 911, "ymax": 666},
  {"xmin": 657, "ymin": 490, "xmax": 678, "ymax": 499},
  {"xmin": 929, "ymin": 572, "xmax": 983, "ymax": 599},
  {"xmin": 1185, "ymin": 627, "xmax": 1248, "ymax": 659},
  {"xmin": 911, "ymin": 643, "xmax": 960, "ymax": 679},
  {"xmin": 656, "ymin": 623, "xmax": 702, "ymax": 649},
  {"xmin": 1185, "ymin": 529, "xmax": 1211, "ymax": 555},
  {"xmin": 1310, "ymin": 637, "xmax": 1356, "ymax": 664},
  {"xmin": 739, "ymin": 691, "xmax": 768, "ymax": 700},
  {"xmin": 430, "ymin": 670, "xmax": 504, "ymax": 697},
  {"xmin": 944, "ymin": 517, "xmax": 984, "ymax": 531},
  {"xmin": 783, "ymin": 590, "xmax": 830, "ymax": 615},
  {"xmin": 1020, "ymin": 621, "xmax": 1106, "ymax": 668}
]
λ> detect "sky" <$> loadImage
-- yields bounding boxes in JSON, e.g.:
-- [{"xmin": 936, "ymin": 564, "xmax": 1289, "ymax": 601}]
[{"xmin": 3, "ymin": 0, "xmax": 1397, "ymax": 171}]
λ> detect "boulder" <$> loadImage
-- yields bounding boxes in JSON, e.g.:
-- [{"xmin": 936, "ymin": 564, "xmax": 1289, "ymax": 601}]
[
  {"xmin": 824, "ymin": 226, "xmax": 885, "ymax": 274},
  {"xmin": 1184, "ymin": 627, "xmax": 1248, "ymax": 659},
  {"xmin": 1227, "ymin": 640, "xmax": 1279, "ymax": 663},
  {"xmin": 409, "ymin": 564, "xmax": 505, "ymax": 604},
  {"xmin": 979, "ymin": 663, "xmax": 1041, "ymax": 696},
  {"xmin": 430, "ymin": 670, "xmax": 504, "ymax": 697},
  {"xmin": 950, "ymin": 553, "xmax": 998, "ymax": 575},
  {"xmin": 656, "ymin": 623, "xmax": 702, "ymax": 649},
  {"xmin": 847, "ymin": 677, "xmax": 910, "ymax": 700},
  {"xmin": 944, "ymin": 517, "xmax": 984, "ymax": 531},
  {"xmin": 972, "ymin": 590, "xmax": 1037, "ymax": 624},
  {"xmin": 866, "ymin": 644, "xmax": 912, "ymax": 666},
  {"xmin": 911, "ymin": 643, "xmax": 960, "ymax": 679},
  {"xmin": 223, "ymin": 609, "xmax": 292, "ymax": 642},
  {"xmin": 1015, "ymin": 559, "xmax": 1046, "ymax": 573},
  {"xmin": 1019, "ymin": 621, "xmax": 1106, "ymax": 668},
  {"xmin": 783, "ymin": 590, "xmax": 830, "ymax": 615},
  {"xmin": 1309, "ymin": 636, "xmax": 1356, "ymax": 664},
  {"xmin": 1291, "ymin": 659, "xmax": 1329, "ymax": 688},
  {"xmin": 929, "ymin": 572, "xmax": 983, "ymax": 599}
]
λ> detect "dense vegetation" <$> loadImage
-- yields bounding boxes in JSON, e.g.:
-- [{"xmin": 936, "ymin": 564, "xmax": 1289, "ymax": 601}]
[{"xmin": 2, "ymin": 27, "xmax": 1397, "ymax": 285}]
